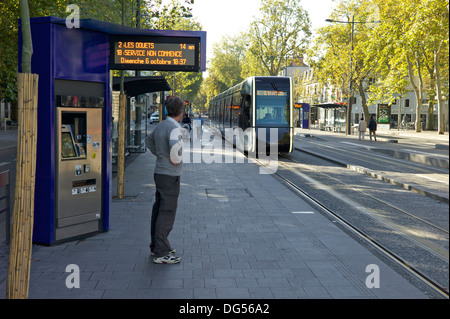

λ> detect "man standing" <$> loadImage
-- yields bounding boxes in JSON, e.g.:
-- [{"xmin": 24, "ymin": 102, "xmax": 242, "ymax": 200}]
[{"xmin": 147, "ymin": 97, "xmax": 184, "ymax": 264}]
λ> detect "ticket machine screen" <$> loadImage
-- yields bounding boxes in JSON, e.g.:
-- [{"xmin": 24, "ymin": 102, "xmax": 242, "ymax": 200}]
[
  {"xmin": 60, "ymin": 113, "xmax": 87, "ymax": 159},
  {"xmin": 61, "ymin": 130, "xmax": 77, "ymax": 158}
]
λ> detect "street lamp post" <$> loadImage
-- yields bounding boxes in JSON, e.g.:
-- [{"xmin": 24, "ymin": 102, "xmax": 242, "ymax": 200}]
[
  {"xmin": 348, "ymin": 15, "xmax": 354, "ymax": 136},
  {"xmin": 325, "ymin": 16, "xmax": 380, "ymax": 135}
]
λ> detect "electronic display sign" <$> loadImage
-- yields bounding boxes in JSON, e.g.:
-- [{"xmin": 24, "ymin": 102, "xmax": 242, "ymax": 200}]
[
  {"xmin": 110, "ymin": 35, "xmax": 200, "ymax": 71},
  {"xmin": 257, "ymin": 90, "xmax": 288, "ymax": 96}
]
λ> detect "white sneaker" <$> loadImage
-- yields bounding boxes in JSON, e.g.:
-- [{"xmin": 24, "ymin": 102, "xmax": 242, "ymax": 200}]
[
  {"xmin": 152, "ymin": 254, "xmax": 181, "ymax": 264},
  {"xmin": 151, "ymin": 249, "xmax": 176, "ymax": 256}
]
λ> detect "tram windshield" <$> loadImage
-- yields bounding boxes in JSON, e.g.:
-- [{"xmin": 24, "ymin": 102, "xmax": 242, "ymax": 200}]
[{"xmin": 255, "ymin": 90, "xmax": 290, "ymax": 126}]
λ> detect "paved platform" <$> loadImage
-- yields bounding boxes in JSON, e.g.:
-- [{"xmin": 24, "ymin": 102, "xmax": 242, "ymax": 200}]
[
  {"xmin": 295, "ymin": 127, "xmax": 449, "ymax": 146},
  {"xmin": 0, "ymin": 129, "xmax": 430, "ymax": 299}
]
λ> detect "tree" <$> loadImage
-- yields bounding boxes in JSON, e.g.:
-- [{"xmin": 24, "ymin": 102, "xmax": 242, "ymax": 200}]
[
  {"xmin": 0, "ymin": 0, "xmax": 141, "ymax": 104},
  {"xmin": 364, "ymin": 0, "xmax": 409, "ymax": 113},
  {"xmin": 202, "ymin": 73, "xmax": 223, "ymax": 107},
  {"xmin": 0, "ymin": 0, "xmax": 20, "ymax": 102},
  {"xmin": 241, "ymin": 35, "xmax": 270, "ymax": 79},
  {"xmin": 143, "ymin": 1, "xmax": 203, "ymax": 102},
  {"xmin": 0, "ymin": 0, "xmax": 68, "ymax": 103},
  {"xmin": 369, "ymin": 0, "xmax": 448, "ymax": 133},
  {"xmin": 208, "ymin": 34, "xmax": 247, "ymax": 92},
  {"xmin": 192, "ymin": 79, "xmax": 208, "ymax": 112},
  {"xmin": 308, "ymin": 0, "xmax": 379, "ymax": 129},
  {"xmin": 143, "ymin": 0, "xmax": 194, "ymax": 30},
  {"xmin": 418, "ymin": 0, "xmax": 449, "ymax": 134},
  {"xmin": 247, "ymin": 0, "xmax": 311, "ymax": 76}
]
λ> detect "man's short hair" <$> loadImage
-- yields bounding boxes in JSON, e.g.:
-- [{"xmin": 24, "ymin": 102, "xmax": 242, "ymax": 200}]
[{"xmin": 166, "ymin": 97, "xmax": 184, "ymax": 117}]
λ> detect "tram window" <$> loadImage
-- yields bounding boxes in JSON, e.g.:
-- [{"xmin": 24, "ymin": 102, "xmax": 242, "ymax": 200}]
[{"xmin": 255, "ymin": 91, "xmax": 289, "ymax": 126}]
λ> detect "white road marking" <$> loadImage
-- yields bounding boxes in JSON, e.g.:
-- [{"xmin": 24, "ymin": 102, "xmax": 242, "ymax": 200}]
[{"xmin": 292, "ymin": 211, "xmax": 315, "ymax": 214}]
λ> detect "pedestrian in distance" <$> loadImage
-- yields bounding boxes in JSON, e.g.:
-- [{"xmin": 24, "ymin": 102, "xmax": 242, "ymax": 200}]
[
  {"xmin": 401, "ymin": 115, "xmax": 407, "ymax": 129},
  {"xmin": 194, "ymin": 113, "xmax": 203, "ymax": 140},
  {"xmin": 368, "ymin": 116, "xmax": 377, "ymax": 141},
  {"xmin": 358, "ymin": 116, "xmax": 367, "ymax": 141},
  {"xmin": 181, "ymin": 113, "xmax": 192, "ymax": 142},
  {"xmin": 147, "ymin": 96, "xmax": 185, "ymax": 264},
  {"xmin": 181, "ymin": 113, "xmax": 192, "ymax": 131}
]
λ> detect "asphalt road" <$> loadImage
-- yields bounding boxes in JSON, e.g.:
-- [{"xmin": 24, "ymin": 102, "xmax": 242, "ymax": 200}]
[{"xmin": 0, "ymin": 146, "xmax": 16, "ymax": 245}]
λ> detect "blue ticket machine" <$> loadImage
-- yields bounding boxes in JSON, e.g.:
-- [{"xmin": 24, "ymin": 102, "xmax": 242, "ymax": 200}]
[{"xmin": 20, "ymin": 17, "xmax": 111, "ymax": 244}]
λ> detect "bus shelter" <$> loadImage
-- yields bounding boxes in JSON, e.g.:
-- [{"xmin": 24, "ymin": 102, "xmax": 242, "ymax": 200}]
[{"xmin": 312, "ymin": 103, "xmax": 347, "ymax": 132}]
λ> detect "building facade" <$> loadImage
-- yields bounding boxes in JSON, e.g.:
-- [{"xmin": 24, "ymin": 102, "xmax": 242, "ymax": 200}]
[{"xmin": 289, "ymin": 67, "xmax": 449, "ymax": 132}]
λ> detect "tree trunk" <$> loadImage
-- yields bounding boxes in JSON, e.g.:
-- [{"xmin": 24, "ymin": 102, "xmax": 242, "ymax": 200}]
[
  {"xmin": 434, "ymin": 47, "xmax": 445, "ymax": 135},
  {"xmin": 426, "ymin": 101, "xmax": 434, "ymax": 131},
  {"xmin": 358, "ymin": 81, "xmax": 370, "ymax": 123},
  {"xmin": 406, "ymin": 54, "xmax": 423, "ymax": 132}
]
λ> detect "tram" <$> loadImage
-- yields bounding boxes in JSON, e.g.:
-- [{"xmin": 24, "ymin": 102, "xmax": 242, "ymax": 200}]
[{"xmin": 209, "ymin": 76, "xmax": 293, "ymax": 153}]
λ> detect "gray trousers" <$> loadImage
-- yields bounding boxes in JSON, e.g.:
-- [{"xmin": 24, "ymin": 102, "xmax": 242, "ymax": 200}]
[{"xmin": 150, "ymin": 173, "xmax": 180, "ymax": 257}]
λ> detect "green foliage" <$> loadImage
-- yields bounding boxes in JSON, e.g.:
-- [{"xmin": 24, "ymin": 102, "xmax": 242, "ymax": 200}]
[
  {"xmin": 203, "ymin": 0, "xmax": 312, "ymax": 108},
  {"xmin": 367, "ymin": 0, "xmax": 449, "ymax": 132},
  {"xmin": 143, "ymin": 0, "xmax": 195, "ymax": 30},
  {"xmin": 305, "ymin": 0, "xmax": 448, "ymax": 132},
  {"xmin": 247, "ymin": 0, "xmax": 311, "ymax": 76},
  {"xmin": 308, "ymin": 0, "xmax": 378, "ymax": 99},
  {"xmin": 0, "ymin": 0, "xmax": 200, "ymax": 103},
  {"xmin": 209, "ymin": 34, "xmax": 247, "ymax": 92},
  {"xmin": 150, "ymin": 1, "xmax": 203, "ymax": 104},
  {"xmin": 1, "ymin": 0, "xmax": 20, "ymax": 101}
]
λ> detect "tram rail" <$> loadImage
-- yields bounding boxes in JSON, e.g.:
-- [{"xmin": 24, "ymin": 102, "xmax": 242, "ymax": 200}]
[{"xmin": 255, "ymin": 153, "xmax": 449, "ymax": 299}]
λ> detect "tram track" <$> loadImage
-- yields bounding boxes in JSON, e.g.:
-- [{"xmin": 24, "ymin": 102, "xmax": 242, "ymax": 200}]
[
  {"xmin": 255, "ymin": 152, "xmax": 449, "ymax": 299},
  {"xmin": 281, "ymin": 154, "xmax": 449, "ymax": 237},
  {"xmin": 291, "ymin": 138, "xmax": 449, "ymax": 204}
]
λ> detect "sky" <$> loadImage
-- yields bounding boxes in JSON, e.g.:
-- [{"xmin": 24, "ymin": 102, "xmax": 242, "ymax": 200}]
[{"xmin": 190, "ymin": 0, "xmax": 338, "ymax": 61}]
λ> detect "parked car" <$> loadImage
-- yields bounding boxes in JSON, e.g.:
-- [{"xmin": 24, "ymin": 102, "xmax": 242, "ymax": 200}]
[{"xmin": 149, "ymin": 112, "xmax": 159, "ymax": 124}]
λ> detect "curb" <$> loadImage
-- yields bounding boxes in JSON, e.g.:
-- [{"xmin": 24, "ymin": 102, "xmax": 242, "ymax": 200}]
[
  {"xmin": 368, "ymin": 148, "xmax": 449, "ymax": 169},
  {"xmin": 294, "ymin": 146, "xmax": 449, "ymax": 204},
  {"xmin": 436, "ymin": 144, "xmax": 449, "ymax": 150}
]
